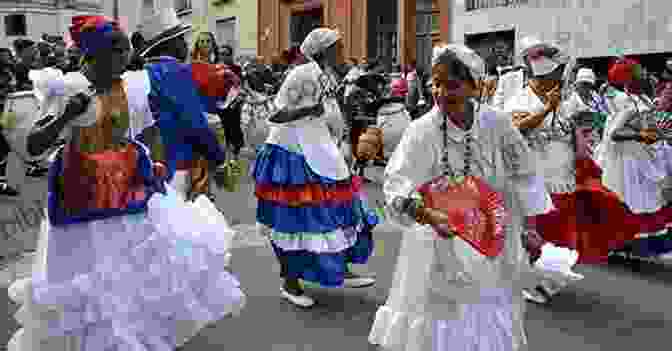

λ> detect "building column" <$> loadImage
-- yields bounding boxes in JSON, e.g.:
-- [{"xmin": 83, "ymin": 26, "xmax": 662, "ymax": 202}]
[
  {"xmin": 437, "ymin": 0, "xmax": 451, "ymax": 43},
  {"xmin": 257, "ymin": 0, "xmax": 280, "ymax": 60},
  {"xmin": 398, "ymin": 0, "xmax": 416, "ymax": 65}
]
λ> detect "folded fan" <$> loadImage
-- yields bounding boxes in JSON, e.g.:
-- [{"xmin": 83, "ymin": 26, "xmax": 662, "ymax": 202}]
[{"xmin": 416, "ymin": 175, "xmax": 509, "ymax": 257}]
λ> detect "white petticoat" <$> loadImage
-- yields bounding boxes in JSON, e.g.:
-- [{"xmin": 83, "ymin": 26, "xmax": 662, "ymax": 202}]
[
  {"xmin": 368, "ymin": 226, "xmax": 529, "ymax": 351},
  {"xmin": 601, "ymin": 141, "xmax": 672, "ymax": 214},
  {"xmin": 6, "ymin": 186, "xmax": 245, "ymax": 351}
]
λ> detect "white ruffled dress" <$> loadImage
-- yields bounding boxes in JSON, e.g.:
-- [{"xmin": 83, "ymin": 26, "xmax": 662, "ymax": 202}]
[
  {"xmin": 6, "ymin": 70, "xmax": 245, "ymax": 351},
  {"xmin": 368, "ymin": 107, "xmax": 560, "ymax": 351},
  {"xmin": 597, "ymin": 93, "xmax": 672, "ymax": 215}
]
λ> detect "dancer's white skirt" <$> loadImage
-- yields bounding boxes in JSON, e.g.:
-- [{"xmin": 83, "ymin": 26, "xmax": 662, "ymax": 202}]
[{"xmin": 6, "ymin": 185, "xmax": 245, "ymax": 351}]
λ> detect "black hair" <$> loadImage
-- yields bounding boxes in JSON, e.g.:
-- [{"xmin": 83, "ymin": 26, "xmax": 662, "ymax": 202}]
[
  {"xmin": 218, "ymin": 99, "xmax": 245, "ymax": 156},
  {"xmin": 220, "ymin": 44, "xmax": 233, "ymax": 56},
  {"xmin": 13, "ymin": 39, "xmax": 35, "ymax": 52},
  {"xmin": 130, "ymin": 32, "xmax": 145, "ymax": 53}
]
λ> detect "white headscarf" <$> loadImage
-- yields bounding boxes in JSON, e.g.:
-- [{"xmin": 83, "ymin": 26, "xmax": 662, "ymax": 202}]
[
  {"xmin": 518, "ymin": 36, "xmax": 570, "ymax": 76},
  {"xmin": 432, "ymin": 43, "xmax": 486, "ymax": 82},
  {"xmin": 274, "ymin": 62, "xmax": 324, "ymax": 111},
  {"xmin": 300, "ymin": 28, "xmax": 341, "ymax": 61},
  {"xmin": 575, "ymin": 68, "xmax": 596, "ymax": 84}
]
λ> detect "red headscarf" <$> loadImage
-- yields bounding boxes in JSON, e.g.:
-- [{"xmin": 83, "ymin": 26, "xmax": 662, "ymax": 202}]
[
  {"xmin": 68, "ymin": 15, "xmax": 120, "ymax": 55},
  {"xmin": 608, "ymin": 57, "xmax": 641, "ymax": 86}
]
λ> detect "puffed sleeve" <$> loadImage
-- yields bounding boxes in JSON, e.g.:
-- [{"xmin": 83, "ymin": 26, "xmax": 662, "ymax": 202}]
[
  {"xmin": 192, "ymin": 63, "xmax": 241, "ymax": 114},
  {"xmin": 498, "ymin": 114, "xmax": 554, "ymax": 216},
  {"xmin": 383, "ymin": 119, "xmax": 437, "ymax": 227},
  {"xmin": 122, "ymin": 70, "xmax": 155, "ymax": 139}
]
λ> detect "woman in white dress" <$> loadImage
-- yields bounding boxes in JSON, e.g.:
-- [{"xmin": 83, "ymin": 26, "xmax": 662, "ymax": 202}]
[
  {"xmin": 6, "ymin": 16, "xmax": 245, "ymax": 351},
  {"xmin": 597, "ymin": 58, "xmax": 672, "ymax": 245},
  {"xmin": 495, "ymin": 37, "xmax": 583, "ymax": 304},
  {"xmin": 368, "ymin": 43, "xmax": 575, "ymax": 351},
  {"xmin": 253, "ymin": 28, "xmax": 377, "ymax": 308}
]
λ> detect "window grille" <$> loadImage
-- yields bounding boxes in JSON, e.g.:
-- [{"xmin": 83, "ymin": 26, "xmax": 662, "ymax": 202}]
[{"xmin": 465, "ymin": 0, "xmax": 529, "ymax": 11}]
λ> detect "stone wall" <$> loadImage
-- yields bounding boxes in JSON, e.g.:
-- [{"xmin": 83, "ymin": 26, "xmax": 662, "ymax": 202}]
[{"xmin": 0, "ymin": 175, "xmax": 46, "ymax": 259}]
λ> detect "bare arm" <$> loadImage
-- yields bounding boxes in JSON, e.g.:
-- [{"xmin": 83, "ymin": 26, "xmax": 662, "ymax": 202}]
[
  {"xmin": 611, "ymin": 126, "xmax": 643, "ymax": 142},
  {"xmin": 27, "ymin": 93, "xmax": 90, "ymax": 156}
]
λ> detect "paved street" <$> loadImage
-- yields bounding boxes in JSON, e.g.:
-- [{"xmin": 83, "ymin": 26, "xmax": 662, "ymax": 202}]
[{"xmin": 3, "ymin": 164, "xmax": 672, "ymax": 350}]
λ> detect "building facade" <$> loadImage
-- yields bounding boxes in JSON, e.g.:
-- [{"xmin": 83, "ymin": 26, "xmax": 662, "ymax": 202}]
[
  {"xmin": 1, "ymin": 0, "xmax": 103, "ymax": 49},
  {"xmin": 257, "ymin": 0, "xmax": 450, "ymax": 68},
  {"xmin": 209, "ymin": 0, "xmax": 258, "ymax": 59},
  {"xmin": 449, "ymin": 0, "xmax": 672, "ymax": 74},
  {"xmin": 113, "ymin": 0, "xmax": 256, "ymax": 60}
]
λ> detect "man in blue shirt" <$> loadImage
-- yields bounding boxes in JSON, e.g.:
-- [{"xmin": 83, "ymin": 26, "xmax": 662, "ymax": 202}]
[{"xmin": 136, "ymin": 8, "xmax": 235, "ymax": 200}]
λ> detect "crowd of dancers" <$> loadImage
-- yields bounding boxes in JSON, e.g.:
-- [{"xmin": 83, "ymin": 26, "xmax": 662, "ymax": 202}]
[{"xmin": 3, "ymin": 6, "xmax": 672, "ymax": 351}]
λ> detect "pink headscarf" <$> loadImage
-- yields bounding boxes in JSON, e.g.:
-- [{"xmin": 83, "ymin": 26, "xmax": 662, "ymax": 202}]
[{"xmin": 390, "ymin": 78, "xmax": 408, "ymax": 97}]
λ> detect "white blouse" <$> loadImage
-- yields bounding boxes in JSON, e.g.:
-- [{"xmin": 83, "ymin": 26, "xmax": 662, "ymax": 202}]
[
  {"xmin": 31, "ymin": 70, "xmax": 154, "ymax": 142},
  {"xmin": 502, "ymin": 86, "xmax": 576, "ymax": 194},
  {"xmin": 384, "ymin": 106, "xmax": 553, "ymax": 296}
]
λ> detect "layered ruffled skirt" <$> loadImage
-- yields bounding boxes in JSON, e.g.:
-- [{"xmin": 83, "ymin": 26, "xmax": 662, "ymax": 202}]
[
  {"xmin": 253, "ymin": 143, "xmax": 377, "ymax": 287},
  {"xmin": 6, "ymin": 186, "xmax": 246, "ymax": 351},
  {"xmin": 574, "ymin": 158, "xmax": 672, "ymax": 261},
  {"xmin": 533, "ymin": 158, "xmax": 672, "ymax": 263}
]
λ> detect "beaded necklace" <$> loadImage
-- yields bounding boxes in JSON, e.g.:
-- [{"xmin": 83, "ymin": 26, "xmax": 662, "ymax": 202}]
[{"xmin": 439, "ymin": 100, "xmax": 479, "ymax": 179}]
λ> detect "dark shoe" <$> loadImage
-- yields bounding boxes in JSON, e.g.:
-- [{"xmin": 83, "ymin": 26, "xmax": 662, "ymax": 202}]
[
  {"xmin": 25, "ymin": 163, "xmax": 49, "ymax": 178},
  {"xmin": 0, "ymin": 182, "xmax": 19, "ymax": 197},
  {"xmin": 372, "ymin": 159, "xmax": 387, "ymax": 167}
]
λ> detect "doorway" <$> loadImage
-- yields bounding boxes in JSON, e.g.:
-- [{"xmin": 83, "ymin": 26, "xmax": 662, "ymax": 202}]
[
  {"xmin": 465, "ymin": 30, "xmax": 516, "ymax": 76},
  {"xmin": 216, "ymin": 17, "xmax": 237, "ymax": 52},
  {"xmin": 290, "ymin": 7, "xmax": 322, "ymax": 48},
  {"xmin": 368, "ymin": 0, "xmax": 398, "ymax": 70}
]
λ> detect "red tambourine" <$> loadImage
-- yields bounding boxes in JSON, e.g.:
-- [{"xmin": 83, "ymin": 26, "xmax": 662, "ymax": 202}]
[{"xmin": 417, "ymin": 175, "xmax": 509, "ymax": 257}]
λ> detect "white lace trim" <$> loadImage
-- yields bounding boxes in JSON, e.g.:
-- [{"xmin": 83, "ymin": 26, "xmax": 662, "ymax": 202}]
[{"xmin": 257, "ymin": 223, "xmax": 362, "ymax": 253}]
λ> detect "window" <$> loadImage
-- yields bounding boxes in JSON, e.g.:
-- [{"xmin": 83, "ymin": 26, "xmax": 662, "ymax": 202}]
[
  {"xmin": 5, "ymin": 14, "xmax": 27, "ymax": 36},
  {"xmin": 175, "ymin": 0, "xmax": 192, "ymax": 12},
  {"xmin": 431, "ymin": 12, "xmax": 440, "ymax": 32},
  {"xmin": 465, "ymin": 0, "xmax": 529, "ymax": 11}
]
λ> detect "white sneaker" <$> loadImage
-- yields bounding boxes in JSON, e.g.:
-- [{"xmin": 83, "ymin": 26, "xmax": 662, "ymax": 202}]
[
  {"xmin": 523, "ymin": 289, "xmax": 548, "ymax": 304},
  {"xmin": 343, "ymin": 272, "xmax": 376, "ymax": 288},
  {"xmin": 280, "ymin": 287, "xmax": 315, "ymax": 308},
  {"xmin": 658, "ymin": 252, "xmax": 672, "ymax": 261}
]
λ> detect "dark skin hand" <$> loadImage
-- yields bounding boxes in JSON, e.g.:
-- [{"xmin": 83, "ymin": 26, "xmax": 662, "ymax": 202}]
[{"xmin": 513, "ymin": 84, "xmax": 561, "ymax": 132}]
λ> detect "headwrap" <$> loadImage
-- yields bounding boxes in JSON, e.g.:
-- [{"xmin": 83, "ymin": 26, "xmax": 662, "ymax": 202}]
[
  {"xmin": 68, "ymin": 15, "xmax": 121, "ymax": 56},
  {"xmin": 575, "ymin": 68, "xmax": 596, "ymax": 84},
  {"xmin": 432, "ymin": 44, "xmax": 486, "ymax": 82},
  {"xmin": 608, "ymin": 58, "xmax": 641, "ymax": 86},
  {"xmin": 518, "ymin": 36, "xmax": 569, "ymax": 76},
  {"xmin": 300, "ymin": 28, "xmax": 341, "ymax": 61},
  {"xmin": 274, "ymin": 62, "xmax": 324, "ymax": 111}
]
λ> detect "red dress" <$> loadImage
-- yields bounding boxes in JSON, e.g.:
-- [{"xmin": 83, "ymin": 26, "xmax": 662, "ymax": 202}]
[{"xmin": 534, "ymin": 158, "xmax": 672, "ymax": 263}]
